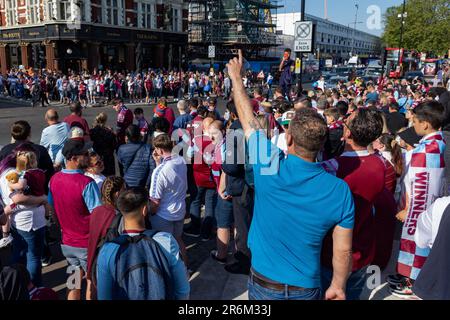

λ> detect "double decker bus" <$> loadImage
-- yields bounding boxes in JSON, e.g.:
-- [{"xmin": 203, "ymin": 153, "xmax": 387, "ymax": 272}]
[{"xmin": 384, "ymin": 48, "xmax": 404, "ymax": 78}]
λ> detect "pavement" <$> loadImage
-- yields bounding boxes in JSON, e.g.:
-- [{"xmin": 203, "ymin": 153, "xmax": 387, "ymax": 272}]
[{"xmin": 189, "ymin": 224, "xmax": 408, "ymax": 300}]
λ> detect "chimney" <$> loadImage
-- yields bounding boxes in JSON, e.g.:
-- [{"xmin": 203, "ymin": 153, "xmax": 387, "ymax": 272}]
[{"xmin": 324, "ymin": 0, "xmax": 328, "ymax": 20}]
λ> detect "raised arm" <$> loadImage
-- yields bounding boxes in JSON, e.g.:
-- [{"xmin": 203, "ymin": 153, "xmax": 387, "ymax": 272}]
[{"xmin": 226, "ymin": 50, "xmax": 260, "ymax": 139}]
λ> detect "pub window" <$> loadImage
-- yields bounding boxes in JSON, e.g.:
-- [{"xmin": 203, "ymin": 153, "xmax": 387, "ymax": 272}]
[
  {"xmin": 59, "ymin": 0, "xmax": 71, "ymax": 20},
  {"xmin": 173, "ymin": 8, "xmax": 180, "ymax": 32},
  {"xmin": 138, "ymin": 1, "xmax": 155, "ymax": 29},
  {"xmin": 45, "ymin": 1, "xmax": 55, "ymax": 20},
  {"xmin": 29, "ymin": 0, "xmax": 40, "ymax": 24},
  {"xmin": 6, "ymin": 0, "xmax": 18, "ymax": 26},
  {"xmin": 105, "ymin": 0, "xmax": 124, "ymax": 25}
]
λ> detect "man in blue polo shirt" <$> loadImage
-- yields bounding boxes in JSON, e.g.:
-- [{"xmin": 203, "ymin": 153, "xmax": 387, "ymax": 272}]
[{"xmin": 227, "ymin": 50, "xmax": 355, "ymax": 300}]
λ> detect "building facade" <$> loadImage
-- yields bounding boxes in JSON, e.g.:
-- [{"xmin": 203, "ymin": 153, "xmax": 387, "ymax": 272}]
[
  {"xmin": 273, "ymin": 12, "xmax": 381, "ymax": 63},
  {"xmin": 0, "ymin": 0, "xmax": 189, "ymax": 73}
]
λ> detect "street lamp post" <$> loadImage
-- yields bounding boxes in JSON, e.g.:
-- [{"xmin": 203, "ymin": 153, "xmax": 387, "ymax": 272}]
[
  {"xmin": 297, "ymin": 0, "xmax": 306, "ymax": 93},
  {"xmin": 208, "ymin": 10, "xmax": 213, "ymax": 70},
  {"xmin": 398, "ymin": 0, "xmax": 407, "ymax": 73},
  {"xmin": 351, "ymin": 3, "xmax": 359, "ymax": 58}
]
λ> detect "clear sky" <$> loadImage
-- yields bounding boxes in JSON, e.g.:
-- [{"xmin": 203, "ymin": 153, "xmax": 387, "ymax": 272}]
[{"xmin": 278, "ymin": 0, "xmax": 404, "ymax": 36}]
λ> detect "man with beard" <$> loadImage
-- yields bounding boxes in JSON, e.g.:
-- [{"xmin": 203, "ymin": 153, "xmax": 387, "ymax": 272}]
[{"xmin": 48, "ymin": 139, "xmax": 101, "ymax": 300}]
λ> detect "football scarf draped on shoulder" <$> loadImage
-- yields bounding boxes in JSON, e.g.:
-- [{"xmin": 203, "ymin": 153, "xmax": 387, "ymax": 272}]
[{"xmin": 398, "ymin": 132, "xmax": 446, "ymax": 280}]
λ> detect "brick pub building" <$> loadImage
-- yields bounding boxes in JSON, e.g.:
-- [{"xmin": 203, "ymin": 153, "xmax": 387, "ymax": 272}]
[{"xmin": 0, "ymin": 0, "xmax": 188, "ymax": 73}]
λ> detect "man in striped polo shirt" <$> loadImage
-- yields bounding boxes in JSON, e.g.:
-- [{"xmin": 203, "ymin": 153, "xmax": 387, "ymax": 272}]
[{"xmin": 149, "ymin": 134, "xmax": 188, "ymax": 269}]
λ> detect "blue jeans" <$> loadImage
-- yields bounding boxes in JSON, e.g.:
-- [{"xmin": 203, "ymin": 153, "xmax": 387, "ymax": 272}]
[
  {"xmin": 10, "ymin": 226, "xmax": 45, "ymax": 287},
  {"xmin": 320, "ymin": 266, "xmax": 368, "ymax": 300},
  {"xmin": 189, "ymin": 87, "xmax": 196, "ymax": 99},
  {"xmin": 190, "ymin": 187, "xmax": 217, "ymax": 219},
  {"xmin": 248, "ymin": 275, "xmax": 321, "ymax": 300}
]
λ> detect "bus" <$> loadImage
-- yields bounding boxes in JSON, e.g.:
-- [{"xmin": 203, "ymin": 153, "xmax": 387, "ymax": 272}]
[{"xmin": 384, "ymin": 48, "xmax": 404, "ymax": 78}]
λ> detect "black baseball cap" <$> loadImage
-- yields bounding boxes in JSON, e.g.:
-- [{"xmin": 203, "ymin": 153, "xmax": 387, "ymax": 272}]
[
  {"xmin": 62, "ymin": 139, "xmax": 93, "ymax": 159},
  {"xmin": 397, "ymin": 127, "xmax": 422, "ymax": 147}
]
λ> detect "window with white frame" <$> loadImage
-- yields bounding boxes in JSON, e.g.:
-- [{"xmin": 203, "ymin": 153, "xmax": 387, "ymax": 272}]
[
  {"xmin": 45, "ymin": 0, "xmax": 55, "ymax": 20},
  {"xmin": 29, "ymin": 0, "xmax": 40, "ymax": 24},
  {"xmin": 6, "ymin": 0, "xmax": 18, "ymax": 26},
  {"xmin": 137, "ymin": 1, "xmax": 156, "ymax": 29},
  {"xmin": 105, "ymin": 0, "xmax": 123, "ymax": 25},
  {"xmin": 59, "ymin": 0, "xmax": 71, "ymax": 20},
  {"xmin": 172, "ymin": 7, "xmax": 181, "ymax": 32}
]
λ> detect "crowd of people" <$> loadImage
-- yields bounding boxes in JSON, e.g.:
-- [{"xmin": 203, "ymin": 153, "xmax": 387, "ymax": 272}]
[
  {"xmin": 1, "ymin": 48, "xmax": 450, "ymax": 301},
  {"xmin": 0, "ymin": 67, "xmax": 270, "ymax": 109}
]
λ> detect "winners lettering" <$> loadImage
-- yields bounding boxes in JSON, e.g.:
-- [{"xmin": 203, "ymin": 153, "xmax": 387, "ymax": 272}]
[{"xmin": 406, "ymin": 171, "xmax": 429, "ymax": 236}]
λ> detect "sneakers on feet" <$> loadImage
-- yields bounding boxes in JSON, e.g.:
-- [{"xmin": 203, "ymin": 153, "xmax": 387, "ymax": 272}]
[
  {"xmin": 41, "ymin": 257, "xmax": 52, "ymax": 267},
  {"xmin": 201, "ymin": 233, "xmax": 212, "ymax": 242},
  {"xmin": 210, "ymin": 250, "xmax": 227, "ymax": 265},
  {"xmin": 389, "ymin": 278, "xmax": 417, "ymax": 299},
  {"xmin": 224, "ymin": 262, "xmax": 250, "ymax": 275},
  {"xmin": 0, "ymin": 234, "xmax": 13, "ymax": 248},
  {"xmin": 183, "ymin": 225, "xmax": 201, "ymax": 237},
  {"xmin": 387, "ymin": 274, "xmax": 408, "ymax": 285}
]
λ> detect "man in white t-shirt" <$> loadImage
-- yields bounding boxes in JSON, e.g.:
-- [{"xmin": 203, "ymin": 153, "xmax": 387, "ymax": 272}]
[{"xmin": 149, "ymin": 134, "xmax": 188, "ymax": 265}]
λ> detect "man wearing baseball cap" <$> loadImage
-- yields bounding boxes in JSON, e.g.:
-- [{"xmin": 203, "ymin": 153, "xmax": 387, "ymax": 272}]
[
  {"xmin": 271, "ymin": 110, "xmax": 295, "ymax": 154},
  {"xmin": 48, "ymin": 139, "xmax": 101, "ymax": 300}
]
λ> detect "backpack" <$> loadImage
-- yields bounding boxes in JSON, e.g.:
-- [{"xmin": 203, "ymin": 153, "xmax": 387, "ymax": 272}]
[
  {"xmin": 101, "ymin": 230, "xmax": 174, "ymax": 300},
  {"xmin": 90, "ymin": 213, "xmax": 122, "ymax": 287}
]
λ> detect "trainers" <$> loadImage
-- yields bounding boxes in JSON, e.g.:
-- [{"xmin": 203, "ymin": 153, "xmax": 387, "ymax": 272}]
[
  {"xmin": 224, "ymin": 262, "xmax": 250, "ymax": 275},
  {"xmin": 210, "ymin": 250, "xmax": 227, "ymax": 265},
  {"xmin": 0, "ymin": 234, "xmax": 13, "ymax": 248},
  {"xmin": 389, "ymin": 278, "xmax": 417, "ymax": 299},
  {"xmin": 201, "ymin": 233, "xmax": 212, "ymax": 242},
  {"xmin": 41, "ymin": 257, "xmax": 52, "ymax": 267},
  {"xmin": 387, "ymin": 274, "xmax": 408, "ymax": 285},
  {"xmin": 183, "ymin": 224, "xmax": 201, "ymax": 237}
]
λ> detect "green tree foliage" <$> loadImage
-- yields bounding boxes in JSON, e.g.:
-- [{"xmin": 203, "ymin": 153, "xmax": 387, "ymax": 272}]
[{"xmin": 382, "ymin": 0, "xmax": 450, "ymax": 56}]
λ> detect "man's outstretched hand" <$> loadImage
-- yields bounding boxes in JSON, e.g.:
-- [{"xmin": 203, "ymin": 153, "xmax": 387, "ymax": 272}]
[{"xmin": 226, "ymin": 49, "xmax": 244, "ymax": 83}]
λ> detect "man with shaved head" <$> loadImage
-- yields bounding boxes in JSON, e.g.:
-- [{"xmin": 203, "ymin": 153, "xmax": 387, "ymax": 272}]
[{"xmin": 40, "ymin": 108, "xmax": 70, "ymax": 169}]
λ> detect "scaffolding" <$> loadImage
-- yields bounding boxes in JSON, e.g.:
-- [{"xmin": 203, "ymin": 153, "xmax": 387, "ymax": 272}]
[{"xmin": 188, "ymin": 0, "xmax": 282, "ymax": 61}]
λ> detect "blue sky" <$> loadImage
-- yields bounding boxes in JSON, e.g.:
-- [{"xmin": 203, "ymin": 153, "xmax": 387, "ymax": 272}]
[{"xmin": 278, "ymin": 0, "xmax": 404, "ymax": 36}]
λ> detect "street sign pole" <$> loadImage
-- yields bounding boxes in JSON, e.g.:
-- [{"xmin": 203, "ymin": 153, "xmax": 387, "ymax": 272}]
[{"xmin": 297, "ymin": 0, "xmax": 306, "ymax": 95}]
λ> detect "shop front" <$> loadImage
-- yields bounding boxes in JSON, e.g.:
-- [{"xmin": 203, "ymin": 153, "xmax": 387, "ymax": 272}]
[{"xmin": 0, "ymin": 23, "xmax": 187, "ymax": 74}]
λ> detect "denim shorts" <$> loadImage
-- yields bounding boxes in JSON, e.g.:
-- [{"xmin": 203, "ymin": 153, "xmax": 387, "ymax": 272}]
[
  {"xmin": 215, "ymin": 197, "xmax": 234, "ymax": 228},
  {"xmin": 60, "ymin": 245, "xmax": 88, "ymax": 272},
  {"xmin": 150, "ymin": 215, "xmax": 184, "ymax": 238}
]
